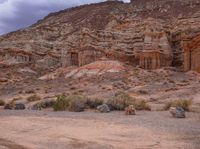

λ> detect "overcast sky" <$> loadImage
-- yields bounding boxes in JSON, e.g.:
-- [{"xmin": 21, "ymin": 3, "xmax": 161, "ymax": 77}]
[{"xmin": 0, "ymin": 0, "xmax": 130, "ymax": 35}]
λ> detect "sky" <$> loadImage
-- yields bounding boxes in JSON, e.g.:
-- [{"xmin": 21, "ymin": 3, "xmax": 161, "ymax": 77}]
[{"xmin": 0, "ymin": 0, "xmax": 130, "ymax": 35}]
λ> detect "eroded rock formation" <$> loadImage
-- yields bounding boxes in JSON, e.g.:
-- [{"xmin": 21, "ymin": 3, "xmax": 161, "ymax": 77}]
[
  {"xmin": 183, "ymin": 34, "xmax": 200, "ymax": 72},
  {"xmin": 0, "ymin": 0, "xmax": 200, "ymax": 73}
]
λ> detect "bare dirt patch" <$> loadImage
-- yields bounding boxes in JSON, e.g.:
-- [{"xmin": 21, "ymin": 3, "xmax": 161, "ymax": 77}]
[{"xmin": 0, "ymin": 110, "xmax": 199, "ymax": 149}]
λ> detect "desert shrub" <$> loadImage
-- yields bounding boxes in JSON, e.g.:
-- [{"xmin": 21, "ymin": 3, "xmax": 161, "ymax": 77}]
[
  {"xmin": 42, "ymin": 100, "xmax": 55, "ymax": 108},
  {"xmin": 26, "ymin": 94, "xmax": 41, "ymax": 102},
  {"xmin": 32, "ymin": 100, "xmax": 56, "ymax": 110},
  {"xmin": 86, "ymin": 98, "xmax": 104, "ymax": 109},
  {"xmin": 134, "ymin": 100, "xmax": 151, "ymax": 111},
  {"xmin": 53, "ymin": 95, "xmax": 69, "ymax": 111},
  {"xmin": 0, "ymin": 100, "xmax": 5, "ymax": 106},
  {"xmin": 67, "ymin": 95, "xmax": 87, "ymax": 112},
  {"xmin": 4, "ymin": 100, "xmax": 15, "ymax": 109},
  {"xmin": 164, "ymin": 99, "xmax": 192, "ymax": 111},
  {"xmin": 12, "ymin": 97, "xmax": 22, "ymax": 102},
  {"xmin": 107, "ymin": 91, "xmax": 151, "ymax": 111},
  {"xmin": 53, "ymin": 94, "xmax": 87, "ymax": 112},
  {"xmin": 8, "ymin": 100, "xmax": 15, "ymax": 106},
  {"xmin": 107, "ymin": 91, "xmax": 135, "ymax": 110}
]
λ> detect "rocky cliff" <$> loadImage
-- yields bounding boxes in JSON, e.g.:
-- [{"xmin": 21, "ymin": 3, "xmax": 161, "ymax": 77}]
[{"xmin": 0, "ymin": 0, "xmax": 200, "ymax": 73}]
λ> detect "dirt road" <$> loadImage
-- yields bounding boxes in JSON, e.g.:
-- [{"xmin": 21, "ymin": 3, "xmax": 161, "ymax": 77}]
[{"xmin": 0, "ymin": 110, "xmax": 199, "ymax": 149}]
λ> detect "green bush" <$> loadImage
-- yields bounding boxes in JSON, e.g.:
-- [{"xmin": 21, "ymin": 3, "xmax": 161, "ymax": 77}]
[
  {"xmin": 0, "ymin": 100, "xmax": 5, "ymax": 106},
  {"xmin": 53, "ymin": 94, "xmax": 87, "ymax": 112},
  {"xmin": 26, "ymin": 94, "xmax": 41, "ymax": 102},
  {"xmin": 53, "ymin": 95, "xmax": 69, "ymax": 111},
  {"xmin": 164, "ymin": 99, "xmax": 192, "ymax": 111}
]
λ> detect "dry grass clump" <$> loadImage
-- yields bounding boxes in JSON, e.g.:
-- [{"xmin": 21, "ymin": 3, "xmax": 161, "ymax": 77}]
[
  {"xmin": 53, "ymin": 94, "xmax": 87, "ymax": 112},
  {"xmin": 32, "ymin": 100, "xmax": 56, "ymax": 110},
  {"xmin": 4, "ymin": 100, "xmax": 16, "ymax": 109},
  {"xmin": 134, "ymin": 100, "xmax": 151, "ymax": 111},
  {"xmin": 8, "ymin": 100, "xmax": 15, "ymax": 106},
  {"xmin": 67, "ymin": 95, "xmax": 87, "ymax": 112},
  {"xmin": 53, "ymin": 95, "xmax": 68, "ymax": 111},
  {"xmin": 26, "ymin": 94, "xmax": 42, "ymax": 102},
  {"xmin": 164, "ymin": 99, "xmax": 192, "ymax": 111},
  {"xmin": 53, "ymin": 92, "xmax": 151, "ymax": 112},
  {"xmin": 12, "ymin": 97, "xmax": 22, "ymax": 102},
  {"xmin": 86, "ymin": 98, "xmax": 103, "ymax": 109},
  {"xmin": 0, "ymin": 100, "xmax": 5, "ymax": 106},
  {"xmin": 107, "ymin": 91, "xmax": 151, "ymax": 111},
  {"xmin": 107, "ymin": 91, "xmax": 135, "ymax": 110}
]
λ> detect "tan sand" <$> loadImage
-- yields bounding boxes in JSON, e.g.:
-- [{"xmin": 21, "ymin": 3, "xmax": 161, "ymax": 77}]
[{"xmin": 0, "ymin": 110, "xmax": 199, "ymax": 149}]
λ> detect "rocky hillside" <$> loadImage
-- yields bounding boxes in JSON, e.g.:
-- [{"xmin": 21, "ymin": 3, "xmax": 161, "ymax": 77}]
[
  {"xmin": 0, "ymin": 0, "xmax": 200, "ymax": 81},
  {"xmin": 0, "ymin": 0, "xmax": 200, "ymax": 73},
  {"xmin": 0, "ymin": 0, "xmax": 200, "ymax": 111}
]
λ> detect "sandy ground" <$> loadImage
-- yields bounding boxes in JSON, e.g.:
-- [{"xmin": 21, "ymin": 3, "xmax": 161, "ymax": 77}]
[{"xmin": 0, "ymin": 110, "xmax": 199, "ymax": 149}]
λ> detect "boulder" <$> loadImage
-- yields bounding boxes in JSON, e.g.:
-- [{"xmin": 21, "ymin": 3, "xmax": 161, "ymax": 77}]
[
  {"xmin": 169, "ymin": 107, "xmax": 185, "ymax": 118},
  {"xmin": 97, "ymin": 104, "xmax": 110, "ymax": 113},
  {"xmin": 4, "ymin": 104, "xmax": 14, "ymax": 110},
  {"xmin": 125, "ymin": 105, "xmax": 136, "ymax": 115},
  {"xmin": 15, "ymin": 103, "xmax": 26, "ymax": 110}
]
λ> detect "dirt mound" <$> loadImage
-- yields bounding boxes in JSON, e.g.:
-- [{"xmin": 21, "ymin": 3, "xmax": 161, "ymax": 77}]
[
  {"xmin": 39, "ymin": 60, "xmax": 125, "ymax": 80},
  {"xmin": 65, "ymin": 60, "xmax": 125, "ymax": 78}
]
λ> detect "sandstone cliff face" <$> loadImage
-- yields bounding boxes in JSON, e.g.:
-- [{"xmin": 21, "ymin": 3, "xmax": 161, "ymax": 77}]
[{"xmin": 0, "ymin": 0, "xmax": 200, "ymax": 73}]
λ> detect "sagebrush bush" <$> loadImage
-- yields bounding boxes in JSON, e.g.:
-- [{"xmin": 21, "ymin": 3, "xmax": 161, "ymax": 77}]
[
  {"xmin": 33, "ymin": 100, "xmax": 55, "ymax": 110},
  {"xmin": 8, "ymin": 100, "xmax": 15, "ymax": 106},
  {"xmin": 134, "ymin": 100, "xmax": 151, "ymax": 111},
  {"xmin": 107, "ymin": 91, "xmax": 151, "ymax": 111},
  {"xmin": 53, "ymin": 95, "xmax": 69, "ymax": 111},
  {"xmin": 86, "ymin": 98, "xmax": 103, "ymax": 109},
  {"xmin": 164, "ymin": 99, "xmax": 192, "ymax": 111},
  {"xmin": 107, "ymin": 91, "xmax": 135, "ymax": 110},
  {"xmin": 26, "ymin": 94, "xmax": 41, "ymax": 102},
  {"xmin": 0, "ymin": 100, "xmax": 5, "ymax": 106},
  {"xmin": 67, "ymin": 95, "xmax": 86, "ymax": 112},
  {"xmin": 53, "ymin": 94, "xmax": 87, "ymax": 112},
  {"xmin": 4, "ymin": 100, "xmax": 15, "ymax": 109},
  {"xmin": 12, "ymin": 97, "xmax": 22, "ymax": 102}
]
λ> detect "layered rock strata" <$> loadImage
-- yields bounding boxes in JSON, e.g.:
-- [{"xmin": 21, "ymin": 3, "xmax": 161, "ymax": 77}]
[{"xmin": 0, "ymin": 0, "xmax": 200, "ymax": 72}]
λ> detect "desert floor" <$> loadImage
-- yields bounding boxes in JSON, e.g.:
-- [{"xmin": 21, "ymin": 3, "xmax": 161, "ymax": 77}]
[{"xmin": 0, "ymin": 110, "xmax": 199, "ymax": 149}]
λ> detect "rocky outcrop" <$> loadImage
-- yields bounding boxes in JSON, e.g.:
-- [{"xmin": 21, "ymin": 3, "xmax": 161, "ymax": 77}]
[
  {"xmin": 15, "ymin": 103, "xmax": 26, "ymax": 110},
  {"xmin": 97, "ymin": 104, "xmax": 110, "ymax": 113},
  {"xmin": 169, "ymin": 107, "xmax": 186, "ymax": 118},
  {"xmin": 4, "ymin": 104, "xmax": 14, "ymax": 110},
  {"xmin": 183, "ymin": 34, "xmax": 200, "ymax": 73},
  {"xmin": 0, "ymin": 0, "xmax": 200, "ymax": 73}
]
